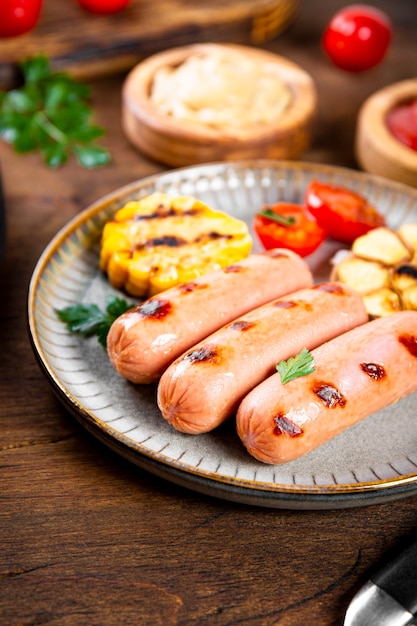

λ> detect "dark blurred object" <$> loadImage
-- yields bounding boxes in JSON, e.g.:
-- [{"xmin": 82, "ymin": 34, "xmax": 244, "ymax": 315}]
[{"xmin": 0, "ymin": 166, "xmax": 5, "ymax": 262}]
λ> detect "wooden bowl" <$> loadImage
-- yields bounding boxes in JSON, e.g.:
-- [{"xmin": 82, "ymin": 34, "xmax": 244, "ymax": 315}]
[
  {"xmin": 355, "ymin": 79, "xmax": 417, "ymax": 188},
  {"xmin": 121, "ymin": 43, "xmax": 317, "ymax": 167}
]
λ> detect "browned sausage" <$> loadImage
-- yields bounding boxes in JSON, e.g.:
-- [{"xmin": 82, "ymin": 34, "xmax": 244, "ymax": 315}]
[
  {"xmin": 236, "ymin": 311, "xmax": 417, "ymax": 464},
  {"xmin": 157, "ymin": 282, "xmax": 368, "ymax": 433},
  {"xmin": 107, "ymin": 249, "xmax": 313, "ymax": 383}
]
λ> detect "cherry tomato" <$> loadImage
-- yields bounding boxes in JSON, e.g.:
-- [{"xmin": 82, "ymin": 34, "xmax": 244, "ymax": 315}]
[
  {"xmin": 322, "ymin": 4, "xmax": 392, "ymax": 72},
  {"xmin": 304, "ymin": 180, "xmax": 385, "ymax": 244},
  {"xmin": 77, "ymin": 0, "xmax": 131, "ymax": 15},
  {"xmin": 386, "ymin": 99, "xmax": 417, "ymax": 152},
  {"xmin": 253, "ymin": 203, "xmax": 327, "ymax": 257},
  {"xmin": 0, "ymin": 0, "xmax": 43, "ymax": 37}
]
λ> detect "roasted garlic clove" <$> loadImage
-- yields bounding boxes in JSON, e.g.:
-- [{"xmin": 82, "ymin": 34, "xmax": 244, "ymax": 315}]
[
  {"xmin": 352, "ymin": 227, "xmax": 412, "ymax": 265},
  {"xmin": 392, "ymin": 263, "xmax": 417, "ymax": 293},
  {"xmin": 398, "ymin": 222, "xmax": 417, "ymax": 252},
  {"xmin": 402, "ymin": 284, "xmax": 417, "ymax": 310},
  {"xmin": 331, "ymin": 222, "xmax": 417, "ymax": 318},
  {"xmin": 333, "ymin": 256, "xmax": 389, "ymax": 294},
  {"xmin": 363, "ymin": 288, "xmax": 402, "ymax": 318}
]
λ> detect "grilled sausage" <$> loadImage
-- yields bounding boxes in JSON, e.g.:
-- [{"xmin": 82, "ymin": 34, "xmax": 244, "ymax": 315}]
[
  {"xmin": 236, "ymin": 311, "xmax": 417, "ymax": 464},
  {"xmin": 157, "ymin": 282, "xmax": 368, "ymax": 433},
  {"xmin": 107, "ymin": 249, "xmax": 313, "ymax": 383}
]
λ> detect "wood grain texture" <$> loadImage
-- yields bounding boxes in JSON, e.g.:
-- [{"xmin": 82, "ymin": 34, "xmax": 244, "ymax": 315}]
[
  {"xmin": 0, "ymin": 0, "xmax": 298, "ymax": 88},
  {"xmin": 1, "ymin": 1, "xmax": 417, "ymax": 624}
]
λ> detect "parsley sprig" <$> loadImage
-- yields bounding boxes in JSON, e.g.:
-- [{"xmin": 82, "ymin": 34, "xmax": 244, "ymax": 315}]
[
  {"xmin": 257, "ymin": 207, "xmax": 296, "ymax": 226},
  {"xmin": 276, "ymin": 348, "xmax": 316, "ymax": 384},
  {"xmin": 56, "ymin": 297, "xmax": 134, "ymax": 347},
  {"xmin": 0, "ymin": 54, "xmax": 111, "ymax": 168}
]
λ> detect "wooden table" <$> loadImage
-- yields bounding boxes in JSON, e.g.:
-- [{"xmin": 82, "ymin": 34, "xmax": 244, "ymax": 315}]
[{"xmin": 1, "ymin": 1, "xmax": 417, "ymax": 624}]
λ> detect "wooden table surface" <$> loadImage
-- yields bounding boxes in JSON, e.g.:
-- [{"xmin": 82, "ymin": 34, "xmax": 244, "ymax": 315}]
[{"xmin": 1, "ymin": 1, "xmax": 417, "ymax": 624}]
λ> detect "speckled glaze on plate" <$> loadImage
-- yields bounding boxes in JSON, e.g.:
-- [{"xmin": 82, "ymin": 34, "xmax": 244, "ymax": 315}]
[{"xmin": 28, "ymin": 160, "xmax": 417, "ymax": 509}]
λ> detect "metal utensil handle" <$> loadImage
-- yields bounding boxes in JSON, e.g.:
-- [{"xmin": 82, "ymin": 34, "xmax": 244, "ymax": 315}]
[{"xmin": 372, "ymin": 540, "xmax": 417, "ymax": 616}]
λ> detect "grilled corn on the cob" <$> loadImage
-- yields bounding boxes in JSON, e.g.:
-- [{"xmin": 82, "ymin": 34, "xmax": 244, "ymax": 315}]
[
  {"xmin": 332, "ymin": 224, "xmax": 417, "ymax": 318},
  {"xmin": 100, "ymin": 193, "xmax": 252, "ymax": 297}
]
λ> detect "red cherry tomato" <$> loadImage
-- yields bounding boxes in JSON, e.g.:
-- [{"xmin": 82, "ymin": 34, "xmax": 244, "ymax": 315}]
[
  {"xmin": 386, "ymin": 99, "xmax": 417, "ymax": 152},
  {"xmin": 322, "ymin": 4, "xmax": 392, "ymax": 72},
  {"xmin": 253, "ymin": 203, "xmax": 327, "ymax": 257},
  {"xmin": 304, "ymin": 180, "xmax": 385, "ymax": 244},
  {"xmin": 77, "ymin": 0, "xmax": 131, "ymax": 15},
  {"xmin": 0, "ymin": 0, "xmax": 43, "ymax": 37}
]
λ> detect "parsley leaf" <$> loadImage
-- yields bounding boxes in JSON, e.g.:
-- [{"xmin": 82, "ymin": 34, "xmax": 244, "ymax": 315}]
[
  {"xmin": 0, "ymin": 54, "xmax": 111, "ymax": 168},
  {"xmin": 56, "ymin": 297, "xmax": 134, "ymax": 347},
  {"xmin": 257, "ymin": 207, "xmax": 296, "ymax": 226},
  {"xmin": 276, "ymin": 348, "xmax": 316, "ymax": 384}
]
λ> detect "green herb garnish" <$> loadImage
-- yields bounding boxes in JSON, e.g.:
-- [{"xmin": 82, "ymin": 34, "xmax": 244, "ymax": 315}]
[
  {"xmin": 258, "ymin": 207, "xmax": 296, "ymax": 226},
  {"xmin": 56, "ymin": 297, "xmax": 133, "ymax": 347},
  {"xmin": 276, "ymin": 348, "xmax": 316, "ymax": 384},
  {"xmin": 0, "ymin": 54, "xmax": 111, "ymax": 168}
]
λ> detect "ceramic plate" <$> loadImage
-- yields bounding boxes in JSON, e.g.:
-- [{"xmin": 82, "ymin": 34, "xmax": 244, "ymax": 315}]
[{"xmin": 28, "ymin": 160, "xmax": 417, "ymax": 510}]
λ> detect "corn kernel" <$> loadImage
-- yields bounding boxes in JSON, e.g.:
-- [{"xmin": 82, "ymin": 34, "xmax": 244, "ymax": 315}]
[{"xmin": 100, "ymin": 193, "xmax": 252, "ymax": 297}]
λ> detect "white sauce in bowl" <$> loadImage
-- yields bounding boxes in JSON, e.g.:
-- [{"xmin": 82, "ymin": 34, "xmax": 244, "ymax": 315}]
[{"xmin": 150, "ymin": 49, "xmax": 292, "ymax": 129}]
